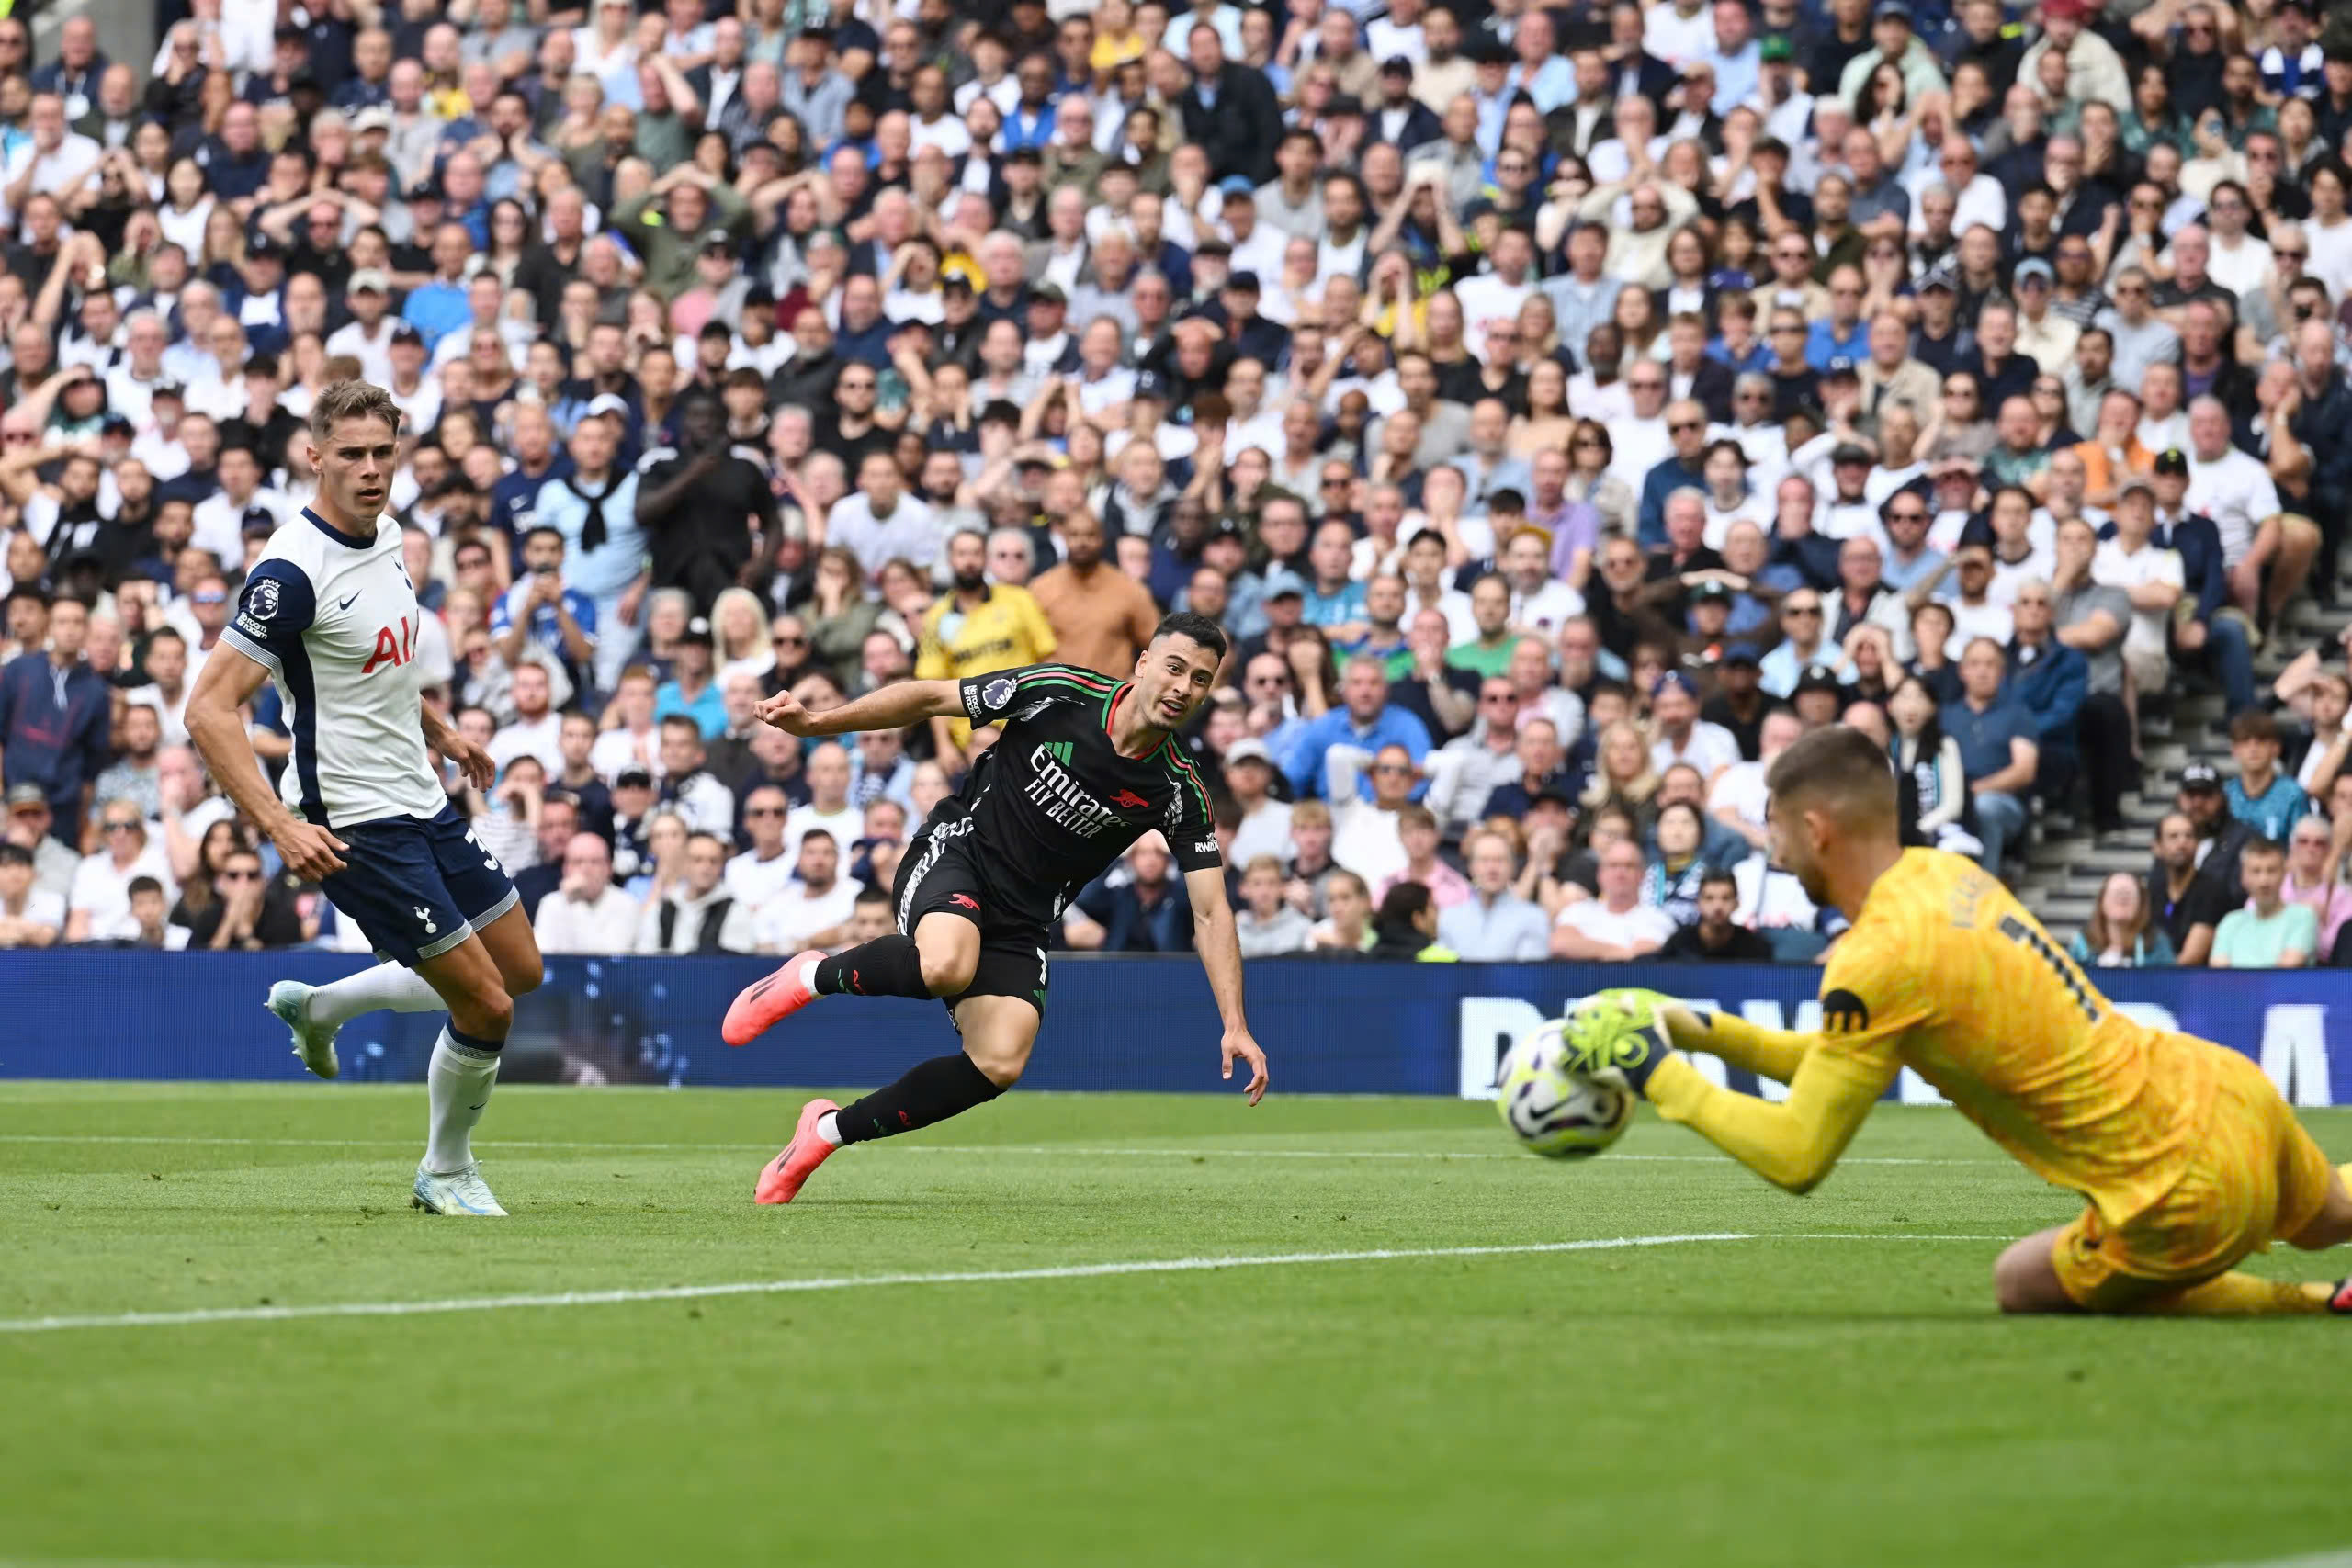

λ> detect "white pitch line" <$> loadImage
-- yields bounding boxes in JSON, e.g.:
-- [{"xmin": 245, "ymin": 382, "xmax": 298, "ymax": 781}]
[
  {"xmin": 0, "ymin": 1232, "xmax": 2005, "ymax": 1337},
  {"xmin": 0, "ymin": 1133, "xmax": 2004, "ymax": 1165},
  {"xmin": 2182, "ymin": 1554, "xmax": 2352, "ymax": 1568}
]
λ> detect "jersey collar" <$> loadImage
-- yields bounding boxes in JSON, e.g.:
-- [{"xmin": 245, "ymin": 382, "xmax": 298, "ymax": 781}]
[
  {"xmin": 1102, "ymin": 683, "xmax": 1170, "ymax": 761},
  {"xmin": 300, "ymin": 506, "xmax": 376, "ymax": 548}
]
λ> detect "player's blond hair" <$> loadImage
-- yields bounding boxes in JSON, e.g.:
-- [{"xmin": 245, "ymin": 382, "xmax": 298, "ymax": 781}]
[
  {"xmin": 308, "ymin": 378, "xmax": 403, "ymax": 444},
  {"xmin": 1765, "ymin": 724, "xmax": 1898, "ymax": 829}
]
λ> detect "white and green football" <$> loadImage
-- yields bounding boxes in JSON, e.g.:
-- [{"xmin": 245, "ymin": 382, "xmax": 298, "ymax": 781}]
[{"xmin": 1495, "ymin": 1018, "xmax": 1634, "ymax": 1159}]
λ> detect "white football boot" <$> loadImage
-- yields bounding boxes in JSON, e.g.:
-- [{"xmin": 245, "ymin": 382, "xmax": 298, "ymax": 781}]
[
  {"xmin": 266, "ymin": 980, "xmax": 341, "ymax": 1080},
  {"xmin": 412, "ymin": 1162, "xmax": 507, "ymax": 1216}
]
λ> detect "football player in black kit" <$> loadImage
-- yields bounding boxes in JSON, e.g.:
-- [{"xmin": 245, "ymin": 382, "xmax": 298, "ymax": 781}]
[{"xmin": 724, "ymin": 612, "xmax": 1271, "ymax": 1203}]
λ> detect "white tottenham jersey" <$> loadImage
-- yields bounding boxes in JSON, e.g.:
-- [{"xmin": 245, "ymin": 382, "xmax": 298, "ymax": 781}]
[{"xmin": 220, "ymin": 508, "xmax": 447, "ymax": 829}]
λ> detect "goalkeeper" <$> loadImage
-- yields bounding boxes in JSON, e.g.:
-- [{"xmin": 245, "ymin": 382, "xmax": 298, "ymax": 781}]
[{"xmin": 1566, "ymin": 725, "xmax": 2352, "ymax": 1317}]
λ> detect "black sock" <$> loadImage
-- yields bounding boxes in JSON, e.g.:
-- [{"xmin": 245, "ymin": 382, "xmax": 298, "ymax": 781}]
[
  {"xmin": 835, "ymin": 1054, "xmax": 1004, "ymax": 1145},
  {"xmin": 813, "ymin": 935, "xmax": 931, "ymax": 998}
]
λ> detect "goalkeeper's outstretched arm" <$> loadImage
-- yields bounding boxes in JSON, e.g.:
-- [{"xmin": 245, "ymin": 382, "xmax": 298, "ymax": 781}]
[
  {"xmin": 1660, "ymin": 1005, "xmax": 1812, "ymax": 1085},
  {"xmin": 1643, "ymin": 1046, "xmax": 1894, "ymax": 1195}
]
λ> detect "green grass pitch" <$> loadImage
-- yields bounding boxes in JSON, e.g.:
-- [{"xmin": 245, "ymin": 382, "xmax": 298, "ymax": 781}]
[{"xmin": 2, "ymin": 1082, "xmax": 2348, "ymax": 1568}]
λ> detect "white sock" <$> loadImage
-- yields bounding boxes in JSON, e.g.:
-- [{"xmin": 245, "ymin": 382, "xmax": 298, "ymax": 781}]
[
  {"xmin": 424, "ymin": 1029, "xmax": 501, "ymax": 1175},
  {"xmin": 799, "ymin": 957, "xmax": 822, "ymax": 993},
  {"xmin": 815, "ymin": 1111, "xmax": 842, "ymax": 1146},
  {"xmin": 308, "ymin": 962, "xmax": 445, "ymax": 1028}
]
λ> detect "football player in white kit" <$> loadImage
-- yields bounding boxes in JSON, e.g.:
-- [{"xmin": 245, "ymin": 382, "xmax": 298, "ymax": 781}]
[{"xmin": 183, "ymin": 381, "xmax": 545, "ymax": 1216}]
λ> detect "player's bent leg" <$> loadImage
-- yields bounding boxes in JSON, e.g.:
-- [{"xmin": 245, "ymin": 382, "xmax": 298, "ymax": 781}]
[
  {"xmin": 912, "ymin": 912, "xmax": 980, "ymax": 998},
  {"xmin": 407, "ymin": 934, "xmax": 514, "ymax": 1215},
  {"xmin": 724, "ymin": 915, "xmax": 974, "ymax": 1046},
  {"xmin": 752, "ymin": 995, "xmax": 1035, "ymax": 1204},
  {"xmin": 1993, "ymin": 1228, "xmax": 2081, "ymax": 1314},
  {"xmin": 471, "ymin": 904, "xmax": 544, "ymax": 998},
  {"xmin": 2285, "ymin": 1165, "xmax": 2352, "ymax": 1252}
]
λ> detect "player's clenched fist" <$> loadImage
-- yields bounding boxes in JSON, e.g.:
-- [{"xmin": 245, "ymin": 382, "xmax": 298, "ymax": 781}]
[{"xmin": 756, "ymin": 691, "xmax": 818, "ymax": 735}]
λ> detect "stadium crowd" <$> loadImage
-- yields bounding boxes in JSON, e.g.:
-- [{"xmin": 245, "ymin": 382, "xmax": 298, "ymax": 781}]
[{"xmin": 3, "ymin": 0, "xmax": 2352, "ymax": 968}]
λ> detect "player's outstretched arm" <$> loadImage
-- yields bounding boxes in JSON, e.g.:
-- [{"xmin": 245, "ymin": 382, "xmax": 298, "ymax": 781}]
[
  {"xmin": 1186, "ymin": 863, "xmax": 1268, "ymax": 1105},
  {"xmin": 1660, "ymin": 1004, "xmax": 1814, "ymax": 1086},
  {"xmin": 1644, "ymin": 1048, "xmax": 1891, "ymax": 1195},
  {"xmin": 756, "ymin": 679, "xmax": 964, "ymax": 739},
  {"xmin": 184, "ymin": 645, "xmax": 347, "ymax": 881}
]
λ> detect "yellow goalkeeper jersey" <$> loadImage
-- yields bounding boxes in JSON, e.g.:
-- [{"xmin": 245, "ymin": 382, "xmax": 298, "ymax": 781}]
[{"xmin": 1802, "ymin": 848, "xmax": 2213, "ymax": 1219}]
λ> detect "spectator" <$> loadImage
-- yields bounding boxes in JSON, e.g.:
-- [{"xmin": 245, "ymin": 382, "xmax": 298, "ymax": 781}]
[
  {"xmin": 2177, "ymin": 762, "xmax": 2256, "ymax": 913},
  {"xmin": 181, "ymin": 845, "xmax": 301, "ymax": 951},
  {"xmin": 486, "ymin": 660, "xmax": 564, "ymax": 774},
  {"xmin": 1066, "ymin": 832, "xmax": 1194, "ymax": 953},
  {"xmin": 1551, "ymin": 839, "xmax": 1674, "ymax": 960},
  {"xmin": 2003, "ymin": 575, "xmax": 2104, "ymax": 830},
  {"xmin": 1234, "ymin": 852, "xmax": 1314, "ymax": 957},
  {"xmin": 2280, "ymin": 815, "xmax": 2352, "ymax": 964},
  {"xmin": 1374, "ymin": 804, "xmax": 1472, "ymax": 911},
  {"xmin": 724, "ymin": 784, "xmax": 797, "ymax": 913},
  {"xmin": 749, "ymin": 828, "xmax": 860, "ymax": 954},
  {"xmin": 2069, "ymin": 870, "xmax": 2177, "ymax": 969},
  {"xmin": 1307, "ymin": 867, "xmax": 1376, "ymax": 953},
  {"xmin": 1028, "ymin": 510, "xmax": 1159, "ymax": 679},
  {"xmin": 1368, "ymin": 881, "xmax": 1455, "ymax": 961},
  {"xmin": 1425, "ymin": 676, "xmax": 1525, "ymax": 838},
  {"xmin": 0, "ymin": 593, "xmax": 108, "ymax": 840},
  {"xmin": 1283, "ymin": 800, "xmax": 1342, "ymax": 919},
  {"xmin": 532, "ymin": 830, "xmax": 640, "ymax": 955},
  {"xmin": 1647, "ymin": 671, "xmax": 1740, "ymax": 783},
  {"xmin": 3, "ymin": 785, "xmax": 75, "ymax": 899},
  {"xmin": 2089, "ymin": 478, "xmax": 2182, "ymax": 729},
  {"xmin": 64, "ymin": 802, "xmax": 174, "ymax": 942},
  {"xmin": 1941, "ymin": 635, "xmax": 2038, "ymax": 871},
  {"xmin": 492, "ymin": 526, "xmax": 599, "ymax": 698},
  {"xmin": 785, "ymin": 742, "xmax": 860, "ymax": 860},
  {"xmin": 93, "ymin": 703, "xmax": 164, "ymax": 824},
  {"xmin": 2147, "ymin": 446, "xmax": 2254, "ymax": 718},
  {"xmin": 1436, "ymin": 828, "xmax": 1549, "ymax": 960},
  {"xmin": 916, "ymin": 526, "xmax": 1057, "ymax": 769},
  {"xmin": 1641, "ymin": 800, "xmax": 1712, "ymax": 925},
  {"xmin": 1660, "ymin": 868, "xmax": 1774, "ymax": 961},
  {"xmin": 122, "ymin": 874, "xmax": 187, "ymax": 951},
  {"xmin": 508, "ymin": 794, "xmax": 580, "ymax": 920},
  {"xmin": 653, "ymin": 617, "xmax": 724, "ymax": 739},
  {"xmin": 1886, "ymin": 675, "xmax": 1981, "ymax": 858},
  {"xmin": 2223, "ymin": 710, "xmax": 2311, "ymax": 844},
  {"xmin": 0, "ymin": 839, "xmax": 62, "ymax": 948},
  {"xmin": 2210, "ymin": 837, "xmax": 2317, "ymax": 969},
  {"xmin": 1285, "ymin": 655, "xmax": 1434, "ymax": 801},
  {"xmin": 655, "ymin": 714, "xmax": 736, "ymax": 838},
  {"xmin": 635, "ymin": 829, "xmax": 754, "ymax": 954}
]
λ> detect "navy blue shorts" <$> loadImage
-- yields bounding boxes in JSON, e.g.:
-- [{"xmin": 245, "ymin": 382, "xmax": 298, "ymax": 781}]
[{"xmin": 322, "ymin": 803, "xmax": 520, "ymax": 966}]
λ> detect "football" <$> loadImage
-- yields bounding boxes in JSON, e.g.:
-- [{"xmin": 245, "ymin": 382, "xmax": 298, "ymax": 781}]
[{"xmin": 1495, "ymin": 1019, "xmax": 1634, "ymax": 1158}]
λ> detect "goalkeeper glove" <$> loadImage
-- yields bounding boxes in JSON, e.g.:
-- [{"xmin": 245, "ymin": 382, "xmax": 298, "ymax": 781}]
[{"xmin": 1563, "ymin": 988, "xmax": 1683, "ymax": 1096}]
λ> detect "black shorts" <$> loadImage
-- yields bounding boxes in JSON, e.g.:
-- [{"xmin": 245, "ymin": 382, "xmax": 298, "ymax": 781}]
[{"xmin": 893, "ymin": 817, "xmax": 1052, "ymax": 1021}]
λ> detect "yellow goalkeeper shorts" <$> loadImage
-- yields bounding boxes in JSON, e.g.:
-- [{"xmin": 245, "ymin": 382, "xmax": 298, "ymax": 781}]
[{"xmin": 2052, "ymin": 1043, "xmax": 2336, "ymax": 1311}]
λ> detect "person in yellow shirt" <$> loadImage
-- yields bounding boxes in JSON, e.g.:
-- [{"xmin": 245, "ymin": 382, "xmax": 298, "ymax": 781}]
[
  {"xmin": 1566, "ymin": 724, "xmax": 2352, "ymax": 1316},
  {"xmin": 915, "ymin": 527, "xmax": 1057, "ymax": 769}
]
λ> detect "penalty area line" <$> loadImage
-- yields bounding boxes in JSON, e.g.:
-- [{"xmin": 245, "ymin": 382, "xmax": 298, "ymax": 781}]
[{"xmin": 0, "ymin": 1232, "xmax": 2002, "ymax": 1337}]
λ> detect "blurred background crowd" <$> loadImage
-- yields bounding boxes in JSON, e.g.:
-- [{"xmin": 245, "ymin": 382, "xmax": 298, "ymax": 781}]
[{"xmin": 5, "ymin": 0, "xmax": 2352, "ymax": 969}]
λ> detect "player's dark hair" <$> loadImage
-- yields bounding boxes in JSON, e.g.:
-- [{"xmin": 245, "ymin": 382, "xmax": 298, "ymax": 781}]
[
  {"xmin": 1766, "ymin": 724, "xmax": 1898, "ymax": 829},
  {"xmin": 1150, "ymin": 610, "xmax": 1229, "ymax": 662}
]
